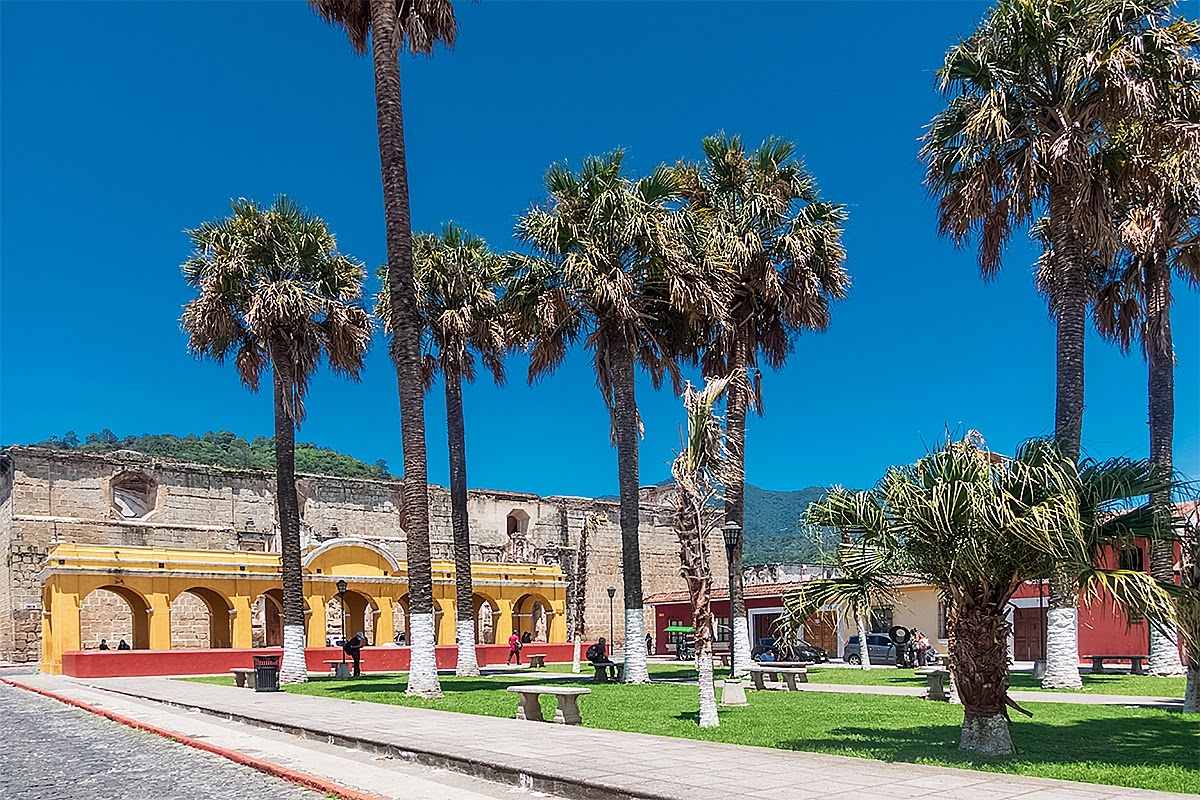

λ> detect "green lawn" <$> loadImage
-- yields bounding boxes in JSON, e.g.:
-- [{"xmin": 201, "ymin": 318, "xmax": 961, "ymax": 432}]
[
  {"xmin": 187, "ymin": 670, "xmax": 1198, "ymax": 794},
  {"xmin": 805, "ymin": 666, "xmax": 1187, "ymax": 697}
]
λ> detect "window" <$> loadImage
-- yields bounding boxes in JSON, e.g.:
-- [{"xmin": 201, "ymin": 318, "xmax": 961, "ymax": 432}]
[
  {"xmin": 1118, "ymin": 546, "xmax": 1145, "ymax": 573},
  {"xmin": 714, "ymin": 617, "xmax": 730, "ymax": 643},
  {"xmin": 111, "ymin": 472, "xmax": 156, "ymax": 519},
  {"xmin": 869, "ymin": 607, "xmax": 894, "ymax": 633},
  {"xmin": 667, "ymin": 619, "xmax": 686, "ymax": 644}
]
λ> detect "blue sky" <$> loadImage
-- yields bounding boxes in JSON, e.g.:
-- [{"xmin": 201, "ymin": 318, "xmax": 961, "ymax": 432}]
[{"xmin": 1, "ymin": 1, "xmax": 1196, "ymax": 498}]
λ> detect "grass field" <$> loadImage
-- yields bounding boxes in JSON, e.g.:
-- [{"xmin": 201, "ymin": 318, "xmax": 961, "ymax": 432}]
[{"xmin": 187, "ymin": 666, "xmax": 1198, "ymax": 794}]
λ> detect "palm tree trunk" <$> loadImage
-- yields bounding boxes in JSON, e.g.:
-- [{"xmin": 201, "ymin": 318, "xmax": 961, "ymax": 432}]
[
  {"xmin": 855, "ymin": 611, "xmax": 872, "ymax": 670},
  {"xmin": 954, "ymin": 605, "xmax": 1014, "ymax": 755},
  {"xmin": 369, "ymin": 0, "xmax": 439, "ymax": 698},
  {"xmin": 272, "ymin": 349, "xmax": 308, "ymax": 685},
  {"xmin": 445, "ymin": 368, "xmax": 479, "ymax": 677},
  {"xmin": 571, "ymin": 515, "xmax": 591, "ymax": 674},
  {"xmin": 611, "ymin": 338, "xmax": 649, "ymax": 683},
  {"xmin": 676, "ymin": 476, "xmax": 718, "ymax": 727},
  {"xmin": 1145, "ymin": 252, "xmax": 1184, "ymax": 675},
  {"xmin": 724, "ymin": 342, "xmax": 752, "ymax": 678},
  {"xmin": 1044, "ymin": 183, "xmax": 1084, "ymax": 690}
]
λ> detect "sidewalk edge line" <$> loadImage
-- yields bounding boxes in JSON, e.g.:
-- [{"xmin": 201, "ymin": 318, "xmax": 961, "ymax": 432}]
[{"xmin": 0, "ymin": 677, "xmax": 388, "ymax": 800}]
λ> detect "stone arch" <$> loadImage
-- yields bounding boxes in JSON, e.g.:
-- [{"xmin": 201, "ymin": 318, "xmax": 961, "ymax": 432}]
[
  {"xmin": 326, "ymin": 589, "xmax": 380, "ymax": 646},
  {"xmin": 302, "ymin": 537, "xmax": 401, "ymax": 573},
  {"xmin": 80, "ymin": 585, "xmax": 150, "ymax": 650},
  {"xmin": 506, "ymin": 509, "xmax": 530, "ymax": 536},
  {"xmin": 251, "ymin": 589, "xmax": 284, "ymax": 647},
  {"xmin": 110, "ymin": 471, "xmax": 157, "ymax": 519},
  {"xmin": 514, "ymin": 592, "xmax": 555, "ymax": 643},
  {"xmin": 393, "ymin": 594, "xmax": 410, "ymax": 645},
  {"xmin": 170, "ymin": 587, "xmax": 233, "ymax": 649},
  {"xmin": 394, "ymin": 593, "xmax": 447, "ymax": 645},
  {"xmin": 473, "ymin": 593, "xmax": 499, "ymax": 644}
]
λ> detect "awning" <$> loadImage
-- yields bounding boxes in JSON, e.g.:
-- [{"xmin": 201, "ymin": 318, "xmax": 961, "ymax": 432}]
[{"xmin": 663, "ymin": 625, "xmax": 694, "ymax": 633}]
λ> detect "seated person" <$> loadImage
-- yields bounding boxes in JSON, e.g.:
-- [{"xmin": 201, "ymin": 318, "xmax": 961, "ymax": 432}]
[{"xmin": 586, "ymin": 637, "xmax": 619, "ymax": 680}]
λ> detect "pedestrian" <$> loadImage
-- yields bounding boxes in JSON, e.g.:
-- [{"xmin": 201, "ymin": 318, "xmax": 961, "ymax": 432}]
[
  {"xmin": 521, "ymin": 631, "xmax": 532, "ymax": 645},
  {"xmin": 645, "ymin": 633, "xmax": 653, "ymax": 656},
  {"xmin": 117, "ymin": 639, "xmax": 131, "ymax": 650},
  {"xmin": 343, "ymin": 631, "xmax": 364, "ymax": 677},
  {"xmin": 98, "ymin": 639, "xmax": 110, "ymax": 651},
  {"xmin": 586, "ymin": 637, "xmax": 619, "ymax": 681},
  {"xmin": 507, "ymin": 632, "xmax": 522, "ymax": 665}
]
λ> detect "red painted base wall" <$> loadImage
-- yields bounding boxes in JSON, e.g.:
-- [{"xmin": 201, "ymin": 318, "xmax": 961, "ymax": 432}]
[{"xmin": 59, "ymin": 642, "xmax": 590, "ymax": 678}]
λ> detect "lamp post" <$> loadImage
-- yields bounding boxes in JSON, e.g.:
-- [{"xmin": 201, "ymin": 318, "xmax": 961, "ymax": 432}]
[
  {"xmin": 607, "ymin": 586, "xmax": 616, "ymax": 658},
  {"xmin": 721, "ymin": 520, "xmax": 742, "ymax": 679},
  {"xmin": 336, "ymin": 579, "xmax": 348, "ymax": 670}
]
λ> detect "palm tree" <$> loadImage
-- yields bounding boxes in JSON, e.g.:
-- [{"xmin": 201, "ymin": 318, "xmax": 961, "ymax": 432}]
[
  {"xmin": 378, "ymin": 223, "xmax": 512, "ymax": 677},
  {"xmin": 668, "ymin": 376, "xmax": 731, "ymax": 727},
  {"xmin": 780, "ymin": 542, "xmax": 897, "ymax": 671},
  {"xmin": 181, "ymin": 196, "xmax": 372, "ymax": 684},
  {"xmin": 1094, "ymin": 98, "xmax": 1200, "ymax": 675},
  {"xmin": 571, "ymin": 512, "xmax": 605, "ymax": 674},
  {"xmin": 799, "ymin": 435, "xmax": 1178, "ymax": 755},
  {"xmin": 309, "ymin": 0, "xmax": 457, "ymax": 698},
  {"xmin": 508, "ymin": 151, "xmax": 722, "ymax": 683},
  {"xmin": 675, "ymin": 133, "xmax": 849, "ymax": 676},
  {"xmin": 919, "ymin": 0, "xmax": 1190, "ymax": 689}
]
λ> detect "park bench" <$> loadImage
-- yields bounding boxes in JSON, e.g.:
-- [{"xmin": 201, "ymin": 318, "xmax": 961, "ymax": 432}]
[
  {"xmin": 230, "ymin": 667, "xmax": 257, "ymax": 689},
  {"xmin": 506, "ymin": 685, "xmax": 591, "ymax": 725},
  {"xmin": 915, "ymin": 667, "xmax": 952, "ymax": 701},
  {"xmin": 715, "ymin": 652, "xmax": 732, "ymax": 668},
  {"xmin": 747, "ymin": 665, "xmax": 808, "ymax": 690},
  {"xmin": 591, "ymin": 661, "xmax": 624, "ymax": 683},
  {"xmin": 1087, "ymin": 655, "xmax": 1147, "ymax": 675},
  {"xmin": 526, "ymin": 653, "xmax": 546, "ymax": 669},
  {"xmin": 323, "ymin": 660, "xmax": 353, "ymax": 678}
]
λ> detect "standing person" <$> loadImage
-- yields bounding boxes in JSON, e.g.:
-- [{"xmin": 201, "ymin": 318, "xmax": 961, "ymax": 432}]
[
  {"xmin": 98, "ymin": 639, "xmax": 110, "ymax": 651},
  {"xmin": 646, "ymin": 633, "xmax": 653, "ymax": 656},
  {"xmin": 507, "ymin": 632, "xmax": 522, "ymax": 665},
  {"xmin": 343, "ymin": 632, "xmax": 364, "ymax": 677}
]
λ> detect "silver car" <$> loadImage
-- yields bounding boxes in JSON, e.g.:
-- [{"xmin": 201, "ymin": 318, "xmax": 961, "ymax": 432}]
[{"xmin": 842, "ymin": 633, "xmax": 897, "ymax": 665}]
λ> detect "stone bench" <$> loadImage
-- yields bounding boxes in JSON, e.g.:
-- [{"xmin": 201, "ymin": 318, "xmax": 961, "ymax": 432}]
[
  {"xmin": 747, "ymin": 665, "xmax": 808, "ymax": 691},
  {"xmin": 1087, "ymin": 655, "xmax": 1147, "ymax": 675},
  {"xmin": 591, "ymin": 661, "xmax": 624, "ymax": 683},
  {"xmin": 323, "ymin": 659, "xmax": 353, "ymax": 678},
  {"xmin": 915, "ymin": 667, "xmax": 952, "ymax": 701},
  {"xmin": 526, "ymin": 653, "xmax": 546, "ymax": 669},
  {"xmin": 230, "ymin": 668, "xmax": 257, "ymax": 689},
  {"xmin": 506, "ymin": 685, "xmax": 592, "ymax": 725}
]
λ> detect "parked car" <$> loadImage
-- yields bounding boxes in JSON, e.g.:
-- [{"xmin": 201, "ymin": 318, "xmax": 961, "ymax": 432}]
[
  {"xmin": 842, "ymin": 634, "xmax": 939, "ymax": 666},
  {"xmin": 751, "ymin": 637, "xmax": 829, "ymax": 663}
]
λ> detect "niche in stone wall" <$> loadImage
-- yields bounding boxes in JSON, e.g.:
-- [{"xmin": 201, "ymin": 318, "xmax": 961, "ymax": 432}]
[
  {"xmin": 110, "ymin": 471, "xmax": 156, "ymax": 519},
  {"xmin": 504, "ymin": 509, "xmax": 531, "ymax": 562}
]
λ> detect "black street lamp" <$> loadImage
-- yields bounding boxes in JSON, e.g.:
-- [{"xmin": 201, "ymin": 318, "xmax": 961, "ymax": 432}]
[
  {"xmin": 336, "ymin": 579, "xmax": 348, "ymax": 670},
  {"xmin": 606, "ymin": 585, "xmax": 616, "ymax": 658},
  {"xmin": 721, "ymin": 520, "xmax": 742, "ymax": 679}
]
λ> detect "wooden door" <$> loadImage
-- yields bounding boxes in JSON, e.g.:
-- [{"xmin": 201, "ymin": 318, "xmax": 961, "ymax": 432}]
[
  {"xmin": 1013, "ymin": 607, "xmax": 1046, "ymax": 661},
  {"xmin": 804, "ymin": 611, "xmax": 839, "ymax": 654}
]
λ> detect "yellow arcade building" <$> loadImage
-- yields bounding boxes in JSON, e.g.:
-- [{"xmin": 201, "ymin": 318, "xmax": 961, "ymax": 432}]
[{"xmin": 39, "ymin": 538, "xmax": 567, "ymax": 675}]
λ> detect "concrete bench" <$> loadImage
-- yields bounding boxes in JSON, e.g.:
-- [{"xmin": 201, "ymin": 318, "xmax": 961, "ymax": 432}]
[
  {"xmin": 1087, "ymin": 655, "xmax": 1147, "ymax": 675},
  {"xmin": 715, "ymin": 652, "xmax": 731, "ymax": 668},
  {"xmin": 591, "ymin": 661, "xmax": 624, "ymax": 683},
  {"xmin": 527, "ymin": 653, "xmax": 546, "ymax": 669},
  {"xmin": 915, "ymin": 667, "xmax": 952, "ymax": 701},
  {"xmin": 230, "ymin": 668, "xmax": 257, "ymax": 689},
  {"xmin": 506, "ymin": 685, "xmax": 591, "ymax": 725},
  {"xmin": 747, "ymin": 665, "xmax": 808, "ymax": 690},
  {"xmin": 323, "ymin": 659, "xmax": 352, "ymax": 678}
]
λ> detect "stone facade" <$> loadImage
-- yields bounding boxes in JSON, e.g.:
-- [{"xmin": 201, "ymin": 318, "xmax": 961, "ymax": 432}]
[{"xmin": 0, "ymin": 446, "xmax": 727, "ymax": 663}]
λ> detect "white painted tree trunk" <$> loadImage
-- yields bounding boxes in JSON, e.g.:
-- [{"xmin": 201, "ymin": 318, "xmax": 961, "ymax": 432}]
[
  {"xmin": 406, "ymin": 612, "xmax": 442, "ymax": 697},
  {"xmin": 455, "ymin": 619, "xmax": 480, "ymax": 677},
  {"xmin": 623, "ymin": 609, "xmax": 650, "ymax": 683},
  {"xmin": 1184, "ymin": 667, "xmax": 1198, "ymax": 713},
  {"xmin": 279, "ymin": 624, "xmax": 308, "ymax": 684},
  {"xmin": 696, "ymin": 648, "xmax": 719, "ymax": 728},
  {"xmin": 731, "ymin": 616, "xmax": 752, "ymax": 678},
  {"xmin": 1042, "ymin": 607, "xmax": 1083, "ymax": 689},
  {"xmin": 572, "ymin": 635, "xmax": 582, "ymax": 674},
  {"xmin": 1148, "ymin": 627, "xmax": 1185, "ymax": 676},
  {"xmin": 959, "ymin": 713, "xmax": 1014, "ymax": 755},
  {"xmin": 856, "ymin": 612, "xmax": 872, "ymax": 670}
]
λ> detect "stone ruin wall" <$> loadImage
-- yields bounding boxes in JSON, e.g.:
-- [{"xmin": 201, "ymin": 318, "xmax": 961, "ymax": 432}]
[{"xmin": 0, "ymin": 447, "xmax": 726, "ymax": 663}]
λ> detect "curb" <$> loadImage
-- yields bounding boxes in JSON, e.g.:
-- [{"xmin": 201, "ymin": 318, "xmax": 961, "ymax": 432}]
[{"xmin": 0, "ymin": 677, "xmax": 389, "ymax": 800}]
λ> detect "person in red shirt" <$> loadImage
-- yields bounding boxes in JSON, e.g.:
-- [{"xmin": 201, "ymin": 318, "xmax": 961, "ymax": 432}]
[{"xmin": 507, "ymin": 632, "xmax": 522, "ymax": 664}]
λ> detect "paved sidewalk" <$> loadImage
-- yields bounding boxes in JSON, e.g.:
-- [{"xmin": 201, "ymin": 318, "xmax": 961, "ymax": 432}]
[{"xmin": 8, "ymin": 673, "xmax": 1193, "ymax": 800}]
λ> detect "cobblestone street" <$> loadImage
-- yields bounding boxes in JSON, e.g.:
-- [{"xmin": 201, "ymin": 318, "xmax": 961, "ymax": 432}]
[{"xmin": 0, "ymin": 682, "xmax": 323, "ymax": 800}]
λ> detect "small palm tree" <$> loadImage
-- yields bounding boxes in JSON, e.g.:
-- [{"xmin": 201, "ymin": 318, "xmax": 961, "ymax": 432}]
[
  {"xmin": 799, "ymin": 435, "xmax": 1178, "ymax": 755},
  {"xmin": 571, "ymin": 512, "xmax": 605, "ymax": 674},
  {"xmin": 309, "ymin": 0, "xmax": 458, "ymax": 698},
  {"xmin": 181, "ymin": 196, "xmax": 372, "ymax": 684},
  {"xmin": 508, "ymin": 151, "xmax": 722, "ymax": 683},
  {"xmin": 378, "ymin": 223, "xmax": 512, "ymax": 677},
  {"xmin": 676, "ymin": 133, "xmax": 848, "ymax": 675},
  {"xmin": 920, "ymin": 0, "xmax": 1192, "ymax": 689}
]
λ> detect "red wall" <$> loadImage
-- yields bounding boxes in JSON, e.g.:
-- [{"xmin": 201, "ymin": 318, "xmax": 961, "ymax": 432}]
[
  {"xmin": 60, "ymin": 642, "xmax": 591, "ymax": 678},
  {"xmin": 651, "ymin": 597, "xmax": 783, "ymax": 655}
]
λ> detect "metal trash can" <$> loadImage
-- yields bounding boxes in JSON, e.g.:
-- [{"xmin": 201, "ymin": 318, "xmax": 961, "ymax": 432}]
[{"xmin": 252, "ymin": 654, "xmax": 282, "ymax": 692}]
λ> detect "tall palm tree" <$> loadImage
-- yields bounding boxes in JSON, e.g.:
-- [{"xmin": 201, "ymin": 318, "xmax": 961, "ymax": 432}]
[
  {"xmin": 798, "ymin": 436, "xmax": 1178, "ymax": 754},
  {"xmin": 675, "ymin": 133, "xmax": 849, "ymax": 676},
  {"xmin": 378, "ymin": 223, "xmax": 512, "ymax": 677},
  {"xmin": 1094, "ymin": 88, "xmax": 1200, "ymax": 675},
  {"xmin": 181, "ymin": 196, "xmax": 373, "ymax": 684},
  {"xmin": 309, "ymin": 0, "xmax": 457, "ymax": 697},
  {"xmin": 919, "ymin": 0, "xmax": 1190, "ymax": 689},
  {"xmin": 508, "ymin": 151, "xmax": 722, "ymax": 683}
]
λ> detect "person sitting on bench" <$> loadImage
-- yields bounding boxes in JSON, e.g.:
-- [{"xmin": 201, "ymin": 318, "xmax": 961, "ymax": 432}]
[
  {"xmin": 343, "ymin": 632, "xmax": 364, "ymax": 677},
  {"xmin": 586, "ymin": 637, "xmax": 619, "ymax": 680}
]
